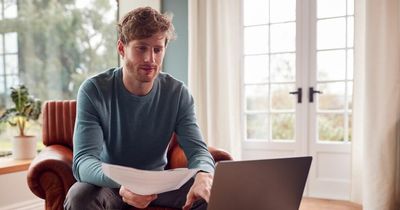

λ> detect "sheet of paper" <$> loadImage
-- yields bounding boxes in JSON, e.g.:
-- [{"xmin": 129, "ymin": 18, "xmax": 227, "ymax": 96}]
[{"xmin": 102, "ymin": 162, "xmax": 199, "ymax": 195}]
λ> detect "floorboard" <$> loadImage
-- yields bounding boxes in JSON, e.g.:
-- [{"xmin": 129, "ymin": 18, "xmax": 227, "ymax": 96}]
[{"xmin": 300, "ymin": 197, "xmax": 362, "ymax": 210}]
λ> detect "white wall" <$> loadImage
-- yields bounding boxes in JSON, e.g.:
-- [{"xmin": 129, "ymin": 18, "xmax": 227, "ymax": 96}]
[{"xmin": 0, "ymin": 171, "xmax": 42, "ymax": 209}]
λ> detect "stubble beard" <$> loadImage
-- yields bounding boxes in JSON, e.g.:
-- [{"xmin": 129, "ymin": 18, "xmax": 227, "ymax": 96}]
[{"xmin": 125, "ymin": 59, "xmax": 160, "ymax": 84}]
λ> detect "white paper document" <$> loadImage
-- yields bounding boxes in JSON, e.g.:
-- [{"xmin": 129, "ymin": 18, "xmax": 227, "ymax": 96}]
[{"xmin": 102, "ymin": 163, "xmax": 199, "ymax": 195}]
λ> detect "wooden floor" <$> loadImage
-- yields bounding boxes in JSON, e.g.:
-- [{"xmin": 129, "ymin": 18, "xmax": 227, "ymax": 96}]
[{"xmin": 300, "ymin": 197, "xmax": 362, "ymax": 210}]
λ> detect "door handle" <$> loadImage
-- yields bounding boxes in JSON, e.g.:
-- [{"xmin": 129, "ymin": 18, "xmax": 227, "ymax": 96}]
[
  {"xmin": 309, "ymin": 87, "xmax": 322, "ymax": 103},
  {"xmin": 289, "ymin": 88, "xmax": 302, "ymax": 103}
]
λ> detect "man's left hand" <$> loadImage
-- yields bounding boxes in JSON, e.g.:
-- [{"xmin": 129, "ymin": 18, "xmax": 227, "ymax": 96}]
[{"xmin": 182, "ymin": 172, "xmax": 213, "ymax": 210}]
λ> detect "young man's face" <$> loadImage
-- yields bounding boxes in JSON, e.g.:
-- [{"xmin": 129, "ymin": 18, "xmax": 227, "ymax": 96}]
[{"xmin": 118, "ymin": 32, "xmax": 167, "ymax": 85}]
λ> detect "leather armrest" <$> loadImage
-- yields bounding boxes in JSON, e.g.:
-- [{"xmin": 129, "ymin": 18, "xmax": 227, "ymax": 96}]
[
  {"xmin": 207, "ymin": 146, "xmax": 233, "ymax": 162},
  {"xmin": 168, "ymin": 145, "xmax": 233, "ymax": 169},
  {"xmin": 27, "ymin": 145, "xmax": 75, "ymax": 209}
]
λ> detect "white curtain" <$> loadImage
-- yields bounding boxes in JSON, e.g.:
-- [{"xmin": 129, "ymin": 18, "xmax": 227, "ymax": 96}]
[
  {"xmin": 188, "ymin": 0, "xmax": 242, "ymax": 159},
  {"xmin": 352, "ymin": 0, "xmax": 400, "ymax": 209}
]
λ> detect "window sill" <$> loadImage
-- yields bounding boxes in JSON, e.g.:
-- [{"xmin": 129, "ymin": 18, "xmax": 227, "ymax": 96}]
[{"xmin": 0, "ymin": 158, "xmax": 32, "ymax": 175}]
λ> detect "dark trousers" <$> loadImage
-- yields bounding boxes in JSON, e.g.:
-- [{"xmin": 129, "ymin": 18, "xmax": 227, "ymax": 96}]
[{"xmin": 64, "ymin": 179, "xmax": 207, "ymax": 210}]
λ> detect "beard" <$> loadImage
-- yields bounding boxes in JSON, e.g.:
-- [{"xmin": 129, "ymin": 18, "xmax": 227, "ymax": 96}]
[{"xmin": 124, "ymin": 58, "xmax": 160, "ymax": 84}]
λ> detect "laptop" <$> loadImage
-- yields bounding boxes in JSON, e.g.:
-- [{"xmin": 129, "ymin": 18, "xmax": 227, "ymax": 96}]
[{"xmin": 207, "ymin": 156, "xmax": 312, "ymax": 210}]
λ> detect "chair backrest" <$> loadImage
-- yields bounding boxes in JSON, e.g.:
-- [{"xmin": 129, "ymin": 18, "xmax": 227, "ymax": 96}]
[{"xmin": 42, "ymin": 100, "xmax": 76, "ymax": 149}]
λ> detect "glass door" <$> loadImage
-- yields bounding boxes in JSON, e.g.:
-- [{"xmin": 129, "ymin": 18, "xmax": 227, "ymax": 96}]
[
  {"xmin": 241, "ymin": 0, "xmax": 354, "ymax": 199},
  {"xmin": 242, "ymin": 0, "xmax": 300, "ymax": 158}
]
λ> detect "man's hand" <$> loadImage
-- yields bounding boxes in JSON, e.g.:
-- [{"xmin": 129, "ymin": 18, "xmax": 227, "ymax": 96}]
[
  {"xmin": 182, "ymin": 172, "xmax": 213, "ymax": 210},
  {"xmin": 119, "ymin": 186, "xmax": 157, "ymax": 209}
]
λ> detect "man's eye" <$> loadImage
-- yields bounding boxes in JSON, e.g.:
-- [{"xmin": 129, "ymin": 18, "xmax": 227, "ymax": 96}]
[
  {"xmin": 137, "ymin": 46, "xmax": 147, "ymax": 51},
  {"xmin": 154, "ymin": 48, "xmax": 162, "ymax": 53}
]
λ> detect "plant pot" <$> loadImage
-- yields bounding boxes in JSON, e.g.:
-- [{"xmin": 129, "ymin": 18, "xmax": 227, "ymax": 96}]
[{"xmin": 12, "ymin": 136, "xmax": 37, "ymax": 160}]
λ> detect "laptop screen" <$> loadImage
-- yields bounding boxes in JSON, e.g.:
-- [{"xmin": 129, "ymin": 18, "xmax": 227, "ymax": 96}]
[{"xmin": 207, "ymin": 156, "xmax": 312, "ymax": 210}]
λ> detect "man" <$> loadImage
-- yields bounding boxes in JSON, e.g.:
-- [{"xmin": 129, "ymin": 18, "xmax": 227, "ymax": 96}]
[{"xmin": 64, "ymin": 7, "xmax": 214, "ymax": 210}]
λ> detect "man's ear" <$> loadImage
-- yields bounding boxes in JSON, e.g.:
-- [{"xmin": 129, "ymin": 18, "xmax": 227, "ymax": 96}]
[{"xmin": 117, "ymin": 39, "xmax": 125, "ymax": 57}]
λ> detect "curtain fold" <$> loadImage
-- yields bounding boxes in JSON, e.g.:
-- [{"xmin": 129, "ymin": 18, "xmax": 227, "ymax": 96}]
[
  {"xmin": 352, "ymin": 0, "xmax": 400, "ymax": 209},
  {"xmin": 188, "ymin": 0, "xmax": 242, "ymax": 159}
]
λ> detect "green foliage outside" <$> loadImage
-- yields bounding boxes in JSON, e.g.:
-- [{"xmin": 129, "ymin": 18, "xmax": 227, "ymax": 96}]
[
  {"xmin": 0, "ymin": 0, "xmax": 118, "ymax": 154},
  {"xmin": 272, "ymin": 113, "xmax": 295, "ymax": 140},
  {"xmin": 245, "ymin": 55, "xmax": 353, "ymax": 142},
  {"xmin": 14, "ymin": 0, "xmax": 118, "ymax": 101},
  {"xmin": 246, "ymin": 91, "xmax": 352, "ymax": 142}
]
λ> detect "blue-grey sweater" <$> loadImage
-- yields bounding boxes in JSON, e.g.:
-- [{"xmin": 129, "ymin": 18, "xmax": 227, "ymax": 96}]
[{"xmin": 72, "ymin": 67, "xmax": 215, "ymax": 188}]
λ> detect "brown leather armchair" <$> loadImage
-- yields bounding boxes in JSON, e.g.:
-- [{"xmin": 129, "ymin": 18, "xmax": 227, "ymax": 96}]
[{"xmin": 27, "ymin": 100, "xmax": 233, "ymax": 210}]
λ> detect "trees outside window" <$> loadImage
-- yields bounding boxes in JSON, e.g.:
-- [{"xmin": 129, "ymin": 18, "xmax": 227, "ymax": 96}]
[{"xmin": 0, "ymin": 0, "xmax": 118, "ymax": 156}]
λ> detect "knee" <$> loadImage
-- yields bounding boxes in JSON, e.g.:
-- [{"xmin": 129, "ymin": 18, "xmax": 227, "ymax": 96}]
[{"xmin": 64, "ymin": 182, "xmax": 100, "ymax": 210}]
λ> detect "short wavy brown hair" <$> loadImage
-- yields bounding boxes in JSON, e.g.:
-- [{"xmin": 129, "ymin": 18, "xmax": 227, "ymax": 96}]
[{"xmin": 118, "ymin": 7, "xmax": 176, "ymax": 45}]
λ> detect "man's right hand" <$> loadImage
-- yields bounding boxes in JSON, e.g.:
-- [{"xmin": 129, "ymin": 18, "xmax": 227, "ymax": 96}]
[{"xmin": 119, "ymin": 186, "xmax": 157, "ymax": 209}]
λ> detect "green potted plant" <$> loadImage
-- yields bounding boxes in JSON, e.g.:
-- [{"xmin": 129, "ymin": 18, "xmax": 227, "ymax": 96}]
[{"xmin": 0, "ymin": 85, "xmax": 42, "ymax": 159}]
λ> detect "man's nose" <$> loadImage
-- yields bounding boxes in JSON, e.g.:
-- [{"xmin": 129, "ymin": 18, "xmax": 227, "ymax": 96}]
[{"xmin": 144, "ymin": 50, "xmax": 155, "ymax": 63}]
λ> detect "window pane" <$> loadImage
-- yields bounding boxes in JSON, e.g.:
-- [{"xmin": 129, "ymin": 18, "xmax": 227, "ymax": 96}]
[
  {"xmin": 244, "ymin": 26, "xmax": 269, "ymax": 54},
  {"xmin": 16, "ymin": 0, "xmax": 117, "ymax": 99},
  {"xmin": 270, "ymin": 22, "xmax": 295, "ymax": 53},
  {"xmin": 318, "ymin": 113, "xmax": 345, "ymax": 141},
  {"xmin": 317, "ymin": 18, "xmax": 346, "ymax": 50},
  {"xmin": 270, "ymin": 53, "xmax": 295, "ymax": 82},
  {"xmin": 317, "ymin": 0, "xmax": 346, "ymax": 19},
  {"xmin": 243, "ymin": 0, "xmax": 269, "ymax": 26},
  {"xmin": 347, "ymin": 49, "xmax": 353, "ymax": 79},
  {"xmin": 5, "ymin": 75, "xmax": 19, "ymax": 92},
  {"xmin": 317, "ymin": 50, "xmax": 346, "ymax": 81},
  {"xmin": 5, "ymin": 32, "xmax": 18, "ymax": 53},
  {"xmin": 0, "ymin": 0, "xmax": 118, "ymax": 156},
  {"xmin": 348, "ymin": 0, "xmax": 354, "ymax": 15},
  {"xmin": 0, "ymin": 34, "xmax": 3, "ymax": 52},
  {"xmin": 0, "ymin": 56, "xmax": 3, "ymax": 74},
  {"xmin": 4, "ymin": 0, "xmax": 18, "ymax": 19},
  {"xmin": 270, "ymin": 0, "xmax": 296, "ymax": 23},
  {"xmin": 245, "ymin": 85, "xmax": 268, "ymax": 111},
  {"xmin": 348, "ymin": 113, "xmax": 352, "ymax": 141},
  {"xmin": 246, "ymin": 114, "xmax": 268, "ymax": 139},
  {"xmin": 0, "ymin": 77, "xmax": 4, "ymax": 93},
  {"xmin": 0, "ymin": 2, "xmax": 3, "ymax": 20},
  {"xmin": 271, "ymin": 113, "xmax": 295, "ymax": 140},
  {"xmin": 244, "ymin": 55, "xmax": 269, "ymax": 84},
  {"xmin": 5, "ymin": 54, "xmax": 18, "ymax": 74},
  {"xmin": 347, "ymin": 16, "xmax": 354, "ymax": 47},
  {"xmin": 347, "ymin": 81, "xmax": 353, "ymax": 110},
  {"xmin": 271, "ymin": 84, "xmax": 295, "ymax": 110},
  {"xmin": 318, "ymin": 82, "xmax": 346, "ymax": 110}
]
